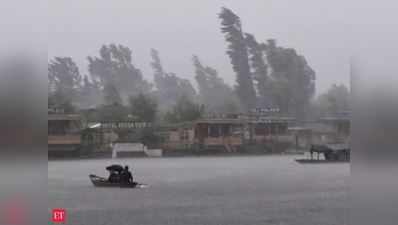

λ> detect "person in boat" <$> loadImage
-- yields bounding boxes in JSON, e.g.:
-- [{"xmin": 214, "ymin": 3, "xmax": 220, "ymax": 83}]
[
  {"xmin": 106, "ymin": 164, "xmax": 123, "ymax": 183},
  {"xmin": 108, "ymin": 170, "xmax": 119, "ymax": 183},
  {"xmin": 120, "ymin": 165, "xmax": 133, "ymax": 184}
]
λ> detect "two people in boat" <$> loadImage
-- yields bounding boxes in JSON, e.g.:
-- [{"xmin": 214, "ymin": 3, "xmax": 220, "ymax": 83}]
[{"xmin": 107, "ymin": 165, "xmax": 133, "ymax": 184}]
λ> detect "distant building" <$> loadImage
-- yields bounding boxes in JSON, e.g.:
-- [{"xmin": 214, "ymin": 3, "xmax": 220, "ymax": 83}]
[
  {"xmin": 248, "ymin": 116, "xmax": 294, "ymax": 144},
  {"xmin": 158, "ymin": 122, "xmax": 195, "ymax": 150},
  {"xmin": 289, "ymin": 112, "xmax": 350, "ymax": 149},
  {"xmin": 160, "ymin": 113, "xmax": 295, "ymax": 152},
  {"xmin": 194, "ymin": 118, "xmax": 244, "ymax": 152},
  {"xmin": 319, "ymin": 114, "xmax": 350, "ymax": 143},
  {"xmin": 48, "ymin": 113, "xmax": 82, "ymax": 155}
]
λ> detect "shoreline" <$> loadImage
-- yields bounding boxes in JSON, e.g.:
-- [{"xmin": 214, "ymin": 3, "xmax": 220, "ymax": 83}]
[{"xmin": 48, "ymin": 150, "xmax": 305, "ymax": 161}]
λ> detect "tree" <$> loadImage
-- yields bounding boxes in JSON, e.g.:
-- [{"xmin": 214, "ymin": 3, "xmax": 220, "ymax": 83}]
[
  {"xmin": 164, "ymin": 95, "xmax": 204, "ymax": 123},
  {"xmin": 88, "ymin": 44, "xmax": 152, "ymax": 103},
  {"xmin": 315, "ymin": 84, "xmax": 350, "ymax": 117},
  {"xmin": 48, "ymin": 93, "xmax": 75, "ymax": 113},
  {"xmin": 219, "ymin": 7, "xmax": 256, "ymax": 110},
  {"xmin": 76, "ymin": 75, "xmax": 102, "ymax": 108},
  {"xmin": 150, "ymin": 48, "xmax": 197, "ymax": 111},
  {"xmin": 150, "ymin": 48, "xmax": 166, "ymax": 89},
  {"xmin": 48, "ymin": 57, "xmax": 82, "ymax": 108},
  {"xmin": 192, "ymin": 55, "xmax": 239, "ymax": 113},
  {"xmin": 264, "ymin": 39, "xmax": 316, "ymax": 119},
  {"xmin": 129, "ymin": 93, "xmax": 158, "ymax": 122},
  {"xmin": 245, "ymin": 33, "xmax": 271, "ymax": 107},
  {"xmin": 97, "ymin": 103, "xmax": 128, "ymax": 122},
  {"xmin": 103, "ymin": 81, "xmax": 122, "ymax": 105}
]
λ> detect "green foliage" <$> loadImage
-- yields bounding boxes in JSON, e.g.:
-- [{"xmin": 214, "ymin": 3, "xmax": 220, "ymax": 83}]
[
  {"xmin": 97, "ymin": 102, "xmax": 128, "ymax": 122},
  {"xmin": 48, "ymin": 93, "xmax": 76, "ymax": 113},
  {"xmin": 103, "ymin": 82, "xmax": 122, "ymax": 105},
  {"xmin": 150, "ymin": 49, "xmax": 197, "ymax": 111},
  {"xmin": 245, "ymin": 33, "xmax": 271, "ymax": 107},
  {"xmin": 77, "ymin": 75, "xmax": 102, "ymax": 108},
  {"xmin": 219, "ymin": 7, "xmax": 256, "ymax": 110},
  {"xmin": 129, "ymin": 93, "xmax": 158, "ymax": 122},
  {"xmin": 218, "ymin": 8, "xmax": 316, "ymax": 119},
  {"xmin": 164, "ymin": 95, "xmax": 204, "ymax": 123},
  {"xmin": 48, "ymin": 57, "xmax": 82, "ymax": 109},
  {"xmin": 264, "ymin": 39, "xmax": 316, "ymax": 119},
  {"xmin": 314, "ymin": 84, "xmax": 350, "ymax": 117},
  {"xmin": 88, "ymin": 44, "xmax": 152, "ymax": 103},
  {"xmin": 192, "ymin": 55, "xmax": 239, "ymax": 113}
]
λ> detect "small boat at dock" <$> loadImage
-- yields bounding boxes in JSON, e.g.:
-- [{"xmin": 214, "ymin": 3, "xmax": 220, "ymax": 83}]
[{"xmin": 295, "ymin": 144, "xmax": 350, "ymax": 164}]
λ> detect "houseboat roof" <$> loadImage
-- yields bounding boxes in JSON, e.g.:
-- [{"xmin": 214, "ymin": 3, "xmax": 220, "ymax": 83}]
[
  {"xmin": 158, "ymin": 121, "xmax": 195, "ymax": 129},
  {"xmin": 48, "ymin": 114, "xmax": 81, "ymax": 121},
  {"xmin": 194, "ymin": 116, "xmax": 295, "ymax": 125},
  {"xmin": 289, "ymin": 122, "xmax": 336, "ymax": 134},
  {"xmin": 248, "ymin": 116, "xmax": 295, "ymax": 123},
  {"xmin": 320, "ymin": 117, "xmax": 350, "ymax": 122},
  {"xmin": 320, "ymin": 111, "xmax": 351, "ymax": 122},
  {"xmin": 195, "ymin": 118, "xmax": 245, "ymax": 124}
]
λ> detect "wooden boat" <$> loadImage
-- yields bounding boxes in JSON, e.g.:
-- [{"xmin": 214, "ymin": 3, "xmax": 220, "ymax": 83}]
[{"xmin": 89, "ymin": 174, "xmax": 147, "ymax": 188}]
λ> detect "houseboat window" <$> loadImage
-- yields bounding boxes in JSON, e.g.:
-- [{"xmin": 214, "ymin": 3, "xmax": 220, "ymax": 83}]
[
  {"xmin": 254, "ymin": 124, "xmax": 267, "ymax": 135},
  {"xmin": 231, "ymin": 125, "xmax": 242, "ymax": 136},
  {"xmin": 48, "ymin": 120, "xmax": 69, "ymax": 135},
  {"xmin": 179, "ymin": 129, "xmax": 189, "ymax": 140},
  {"xmin": 279, "ymin": 124, "xmax": 287, "ymax": 134},
  {"xmin": 209, "ymin": 125, "xmax": 220, "ymax": 137},
  {"xmin": 221, "ymin": 125, "xmax": 230, "ymax": 136}
]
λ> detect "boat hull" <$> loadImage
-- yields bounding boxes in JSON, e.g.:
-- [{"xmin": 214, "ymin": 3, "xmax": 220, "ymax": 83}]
[
  {"xmin": 89, "ymin": 174, "xmax": 146, "ymax": 188},
  {"xmin": 295, "ymin": 159, "xmax": 349, "ymax": 164}
]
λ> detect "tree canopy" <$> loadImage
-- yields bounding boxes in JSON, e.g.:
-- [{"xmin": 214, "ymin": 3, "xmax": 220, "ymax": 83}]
[
  {"xmin": 314, "ymin": 84, "xmax": 350, "ymax": 117},
  {"xmin": 88, "ymin": 44, "xmax": 152, "ymax": 103},
  {"xmin": 193, "ymin": 55, "xmax": 239, "ymax": 113},
  {"xmin": 219, "ymin": 7, "xmax": 256, "ymax": 111},
  {"xmin": 164, "ymin": 95, "xmax": 204, "ymax": 123},
  {"xmin": 129, "ymin": 93, "xmax": 158, "ymax": 122},
  {"xmin": 150, "ymin": 48, "xmax": 197, "ymax": 111}
]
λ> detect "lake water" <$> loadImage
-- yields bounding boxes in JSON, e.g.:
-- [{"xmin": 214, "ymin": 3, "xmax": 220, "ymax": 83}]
[{"xmin": 48, "ymin": 155, "xmax": 349, "ymax": 225}]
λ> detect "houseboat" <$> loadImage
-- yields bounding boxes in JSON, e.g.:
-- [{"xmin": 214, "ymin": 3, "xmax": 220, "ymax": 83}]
[{"xmin": 48, "ymin": 111, "xmax": 82, "ymax": 156}]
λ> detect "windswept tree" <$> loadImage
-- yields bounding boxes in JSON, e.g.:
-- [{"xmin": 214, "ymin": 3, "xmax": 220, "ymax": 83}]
[
  {"xmin": 314, "ymin": 84, "xmax": 350, "ymax": 117},
  {"xmin": 103, "ymin": 81, "xmax": 122, "ymax": 105},
  {"xmin": 75, "ymin": 75, "xmax": 102, "ymax": 109},
  {"xmin": 264, "ymin": 39, "xmax": 316, "ymax": 119},
  {"xmin": 150, "ymin": 48, "xmax": 166, "ymax": 89},
  {"xmin": 219, "ymin": 7, "xmax": 256, "ymax": 111},
  {"xmin": 129, "ymin": 93, "xmax": 158, "ymax": 122},
  {"xmin": 164, "ymin": 95, "xmax": 204, "ymax": 123},
  {"xmin": 88, "ymin": 44, "xmax": 151, "ymax": 103},
  {"xmin": 193, "ymin": 55, "xmax": 239, "ymax": 113},
  {"xmin": 150, "ymin": 48, "xmax": 197, "ymax": 111},
  {"xmin": 244, "ymin": 33, "xmax": 271, "ymax": 107},
  {"xmin": 48, "ymin": 57, "xmax": 82, "ymax": 111}
]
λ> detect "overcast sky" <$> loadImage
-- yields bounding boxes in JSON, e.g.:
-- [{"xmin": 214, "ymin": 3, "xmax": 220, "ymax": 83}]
[{"xmin": 48, "ymin": 0, "xmax": 398, "ymax": 95}]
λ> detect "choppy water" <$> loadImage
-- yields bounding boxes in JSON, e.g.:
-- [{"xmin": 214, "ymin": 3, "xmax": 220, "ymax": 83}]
[{"xmin": 48, "ymin": 155, "xmax": 349, "ymax": 225}]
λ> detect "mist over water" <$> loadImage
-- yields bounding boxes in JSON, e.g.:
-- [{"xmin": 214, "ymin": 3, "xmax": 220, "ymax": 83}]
[{"xmin": 49, "ymin": 156, "xmax": 349, "ymax": 225}]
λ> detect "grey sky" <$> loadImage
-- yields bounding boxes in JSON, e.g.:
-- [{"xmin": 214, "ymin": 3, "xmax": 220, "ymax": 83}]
[{"xmin": 48, "ymin": 0, "xmax": 398, "ymax": 95}]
